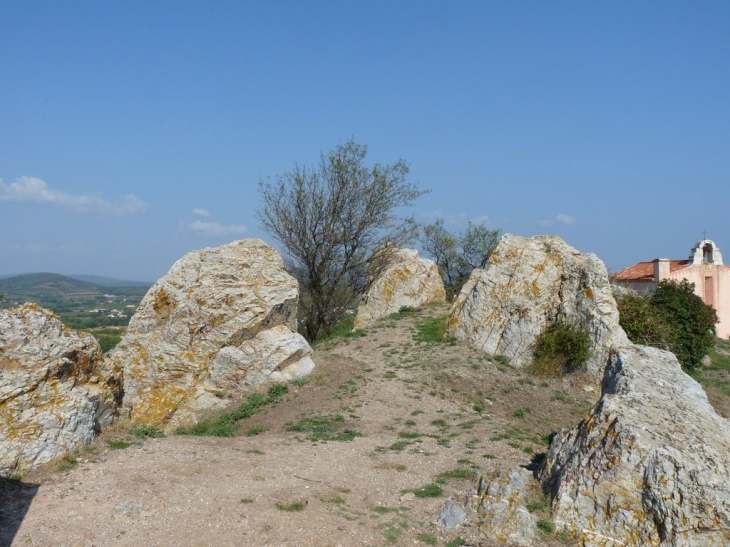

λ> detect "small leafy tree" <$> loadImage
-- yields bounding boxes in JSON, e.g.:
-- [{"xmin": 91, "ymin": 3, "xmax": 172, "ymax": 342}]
[
  {"xmin": 650, "ymin": 279, "xmax": 717, "ymax": 369},
  {"xmin": 616, "ymin": 279, "xmax": 718, "ymax": 370},
  {"xmin": 257, "ymin": 139, "xmax": 427, "ymax": 341},
  {"xmin": 420, "ymin": 219, "xmax": 500, "ymax": 300}
]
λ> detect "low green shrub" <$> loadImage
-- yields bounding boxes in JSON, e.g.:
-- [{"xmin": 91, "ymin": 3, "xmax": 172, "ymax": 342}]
[
  {"xmin": 618, "ymin": 280, "xmax": 718, "ymax": 370},
  {"xmin": 531, "ymin": 321, "xmax": 591, "ymax": 377}
]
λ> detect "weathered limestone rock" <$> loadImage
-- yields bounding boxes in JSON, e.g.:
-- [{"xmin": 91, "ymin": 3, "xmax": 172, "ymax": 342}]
[
  {"xmin": 467, "ymin": 467, "xmax": 538, "ymax": 546},
  {"xmin": 354, "ymin": 248, "xmax": 445, "ymax": 329},
  {"xmin": 437, "ymin": 498, "xmax": 467, "ymax": 528},
  {"xmin": 540, "ymin": 344, "xmax": 730, "ymax": 546},
  {"xmin": 0, "ymin": 304, "xmax": 120, "ymax": 477},
  {"xmin": 447, "ymin": 234, "xmax": 628, "ymax": 379},
  {"xmin": 107, "ymin": 239, "xmax": 315, "ymax": 430}
]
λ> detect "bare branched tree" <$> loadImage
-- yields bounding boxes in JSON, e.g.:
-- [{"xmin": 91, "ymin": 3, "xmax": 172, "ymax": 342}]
[
  {"xmin": 420, "ymin": 219, "xmax": 501, "ymax": 300},
  {"xmin": 257, "ymin": 139, "xmax": 427, "ymax": 341}
]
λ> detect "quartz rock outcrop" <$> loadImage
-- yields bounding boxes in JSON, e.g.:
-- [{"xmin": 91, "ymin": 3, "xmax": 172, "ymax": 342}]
[
  {"xmin": 107, "ymin": 239, "xmax": 314, "ymax": 430},
  {"xmin": 540, "ymin": 343, "xmax": 730, "ymax": 546},
  {"xmin": 354, "ymin": 248, "xmax": 445, "ymax": 329},
  {"xmin": 0, "ymin": 304, "xmax": 120, "ymax": 477},
  {"xmin": 447, "ymin": 234, "xmax": 627, "ymax": 379},
  {"xmin": 467, "ymin": 467, "xmax": 538, "ymax": 546}
]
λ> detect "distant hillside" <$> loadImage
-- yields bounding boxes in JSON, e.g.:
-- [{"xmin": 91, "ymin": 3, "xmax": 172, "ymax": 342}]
[
  {"xmin": 68, "ymin": 274, "xmax": 152, "ymax": 287},
  {"xmin": 0, "ymin": 273, "xmax": 151, "ymax": 329}
]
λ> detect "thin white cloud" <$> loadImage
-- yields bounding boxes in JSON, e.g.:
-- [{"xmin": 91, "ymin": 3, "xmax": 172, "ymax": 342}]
[
  {"xmin": 189, "ymin": 220, "xmax": 247, "ymax": 237},
  {"xmin": 535, "ymin": 213, "xmax": 576, "ymax": 227},
  {"xmin": 556, "ymin": 213, "xmax": 575, "ymax": 225},
  {"xmin": 192, "ymin": 208, "xmax": 210, "ymax": 218},
  {"xmin": 0, "ymin": 176, "xmax": 147, "ymax": 217}
]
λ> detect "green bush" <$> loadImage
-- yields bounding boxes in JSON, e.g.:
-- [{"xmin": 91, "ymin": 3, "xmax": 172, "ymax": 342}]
[
  {"xmin": 531, "ymin": 321, "xmax": 591, "ymax": 377},
  {"xmin": 617, "ymin": 279, "xmax": 718, "ymax": 370}
]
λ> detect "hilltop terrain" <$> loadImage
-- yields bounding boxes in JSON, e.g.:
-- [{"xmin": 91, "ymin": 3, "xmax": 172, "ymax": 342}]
[{"xmin": 3, "ymin": 304, "xmax": 598, "ymax": 547}]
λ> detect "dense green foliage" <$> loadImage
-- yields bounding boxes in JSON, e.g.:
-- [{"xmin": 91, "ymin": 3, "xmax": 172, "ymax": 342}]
[
  {"xmin": 258, "ymin": 139, "xmax": 426, "ymax": 341},
  {"xmin": 420, "ymin": 219, "xmax": 501, "ymax": 300},
  {"xmin": 531, "ymin": 321, "xmax": 592, "ymax": 377},
  {"xmin": 617, "ymin": 279, "xmax": 718, "ymax": 369}
]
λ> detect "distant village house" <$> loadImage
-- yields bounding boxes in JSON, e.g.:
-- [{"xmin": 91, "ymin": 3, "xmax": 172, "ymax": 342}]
[{"xmin": 613, "ymin": 239, "xmax": 730, "ymax": 339}]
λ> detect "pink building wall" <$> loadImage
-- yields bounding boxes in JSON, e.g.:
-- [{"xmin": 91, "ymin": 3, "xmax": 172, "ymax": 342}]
[{"xmin": 667, "ymin": 263, "xmax": 730, "ymax": 339}]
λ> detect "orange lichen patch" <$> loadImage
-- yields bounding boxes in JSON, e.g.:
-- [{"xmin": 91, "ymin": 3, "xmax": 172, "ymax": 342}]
[
  {"xmin": 153, "ymin": 287, "xmax": 172, "ymax": 320},
  {"xmin": 130, "ymin": 385, "xmax": 193, "ymax": 426},
  {"xmin": 0, "ymin": 356, "xmax": 25, "ymax": 370},
  {"xmin": 585, "ymin": 288, "xmax": 594, "ymax": 299}
]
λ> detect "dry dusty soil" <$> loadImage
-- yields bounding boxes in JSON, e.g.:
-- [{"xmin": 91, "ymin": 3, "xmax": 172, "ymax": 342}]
[{"xmin": 3, "ymin": 304, "xmax": 605, "ymax": 547}]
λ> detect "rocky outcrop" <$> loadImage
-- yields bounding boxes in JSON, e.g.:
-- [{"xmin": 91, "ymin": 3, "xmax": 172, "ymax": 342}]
[
  {"xmin": 107, "ymin": 239, "xmax": 314, "ymax": 430},
  {"xmin": 0, "ymin": 304, "xmax": 120, "ymax": 477},
  {"xmin": 467, "ymin": 467, "xmax": 538, "ymax": 546},
  {"xmin": 447, "ymin": 234, "xmax": 627, "ymax": 379},
  {"xmin": 354, "ymin": 248, "xmax": 445, "ymax": 329},
  {"xmin": 540, "ymin": 343, "xmax": 730, "ymax": 546}
]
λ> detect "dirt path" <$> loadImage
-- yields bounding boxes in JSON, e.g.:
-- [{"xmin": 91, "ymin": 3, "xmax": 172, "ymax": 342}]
[{"xmin": 4, "ymin": 305, "xmax": 595, "ymax": 547}]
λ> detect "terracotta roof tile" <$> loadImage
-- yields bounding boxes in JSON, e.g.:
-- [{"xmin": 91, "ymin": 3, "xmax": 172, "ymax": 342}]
[{"xmin": 613, "ymin": 260, "xmax": 690, "ymax": 281}]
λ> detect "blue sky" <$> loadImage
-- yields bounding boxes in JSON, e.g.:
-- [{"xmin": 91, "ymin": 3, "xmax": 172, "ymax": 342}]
[{"xmin": 1, "ymin": 1, "xmax": 728, "ymax": 282}]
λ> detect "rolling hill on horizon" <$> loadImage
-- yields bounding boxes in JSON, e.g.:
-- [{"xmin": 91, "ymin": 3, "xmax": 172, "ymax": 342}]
[{"xmin": 0, "ymin": 273, "xmax": 152, "ymax": 330}]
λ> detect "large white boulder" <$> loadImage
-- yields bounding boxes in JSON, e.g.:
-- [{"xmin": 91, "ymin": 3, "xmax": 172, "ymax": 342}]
[
  {"xmin": 107, "ymin": 239, "xmax": 314, "ymax": 430},
  {"xmin": 354, "ymin": 248, "xmax": 445, "ymax": 329},
  {"xmin": 0, "ymin": 304, "xmax": 120, "ymax": 477},
  {"xmin": 446, "ymin": 234, "xmax": 627, "ymax": 379},
  {"xmin": 540, "ymin": 343, "xmax": 730, "ymax": 546}
]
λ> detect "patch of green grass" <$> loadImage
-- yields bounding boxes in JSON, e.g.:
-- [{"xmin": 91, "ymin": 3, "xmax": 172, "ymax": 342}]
[
  {"xmin": 178, "ymin": 385, "xmax": 288, "ymax": 437},
  {"xmin": 494, "ymin": 354, "xmax": 511, "ymax": 366},
  {"xmin": 550, "ymin": 393, "xmax": 573, "ymax": 403},
  {"xmin": 525, "ymin": 490, "xmax": 552, "ymax": 513},
  {"xmin": 8, "ymin": 474, "xmax": 22, "ymax": 482},
  {"xmin": 537, "ymin": 519, "xmax": 555, "ymax": 533},
  {"xmin": 384, "ymin": 371, "xmax": 397, "ymax": 379},
  {"xmin": 404, "ymin": 419, "xmax": 417, "ymax": 427},
  {"xmin": 482, "ymin": 453, "xmax": 496, "ymax": 459},
  {"xmin": 106, "ymin": 439, "xmax": 136, "ymax": 450},
  {"xmin": 430, "ymin": 419, "xmax": 448, "ymax": 428},
  {"xmin": 245, "ymin": 449, "xmax": 265, "ymax": 455},
  {"xmin": 446, "ymin": 538, "xmax": 467, "ymax": 547},
  {"xmin": 513, "ymin": 407, "xmax": 531, "ymax": 419},
  {"xmin": 413, "ymin": 315, "xmax": 455, "ymax": 344},
  {"xmin": 276, "ymin": 501, "xmax": 306, "ymax": 512},
  {"xmin": 490, "ymin": 425, "xmax": 544, "ymax": 446},
  {"xmin": 57, "ymin": 454, "xmax": 77, "ymax": 472},
  {"xmin": 472, "ymin": 403, "xmax": 485, "ymax": 413},
  {"xmin": 417, "ymin": 532, "xmax": 437, "ymax": 545},
  {"xmin": 246, "ymin": 425, "xmax": 268, "ymax": 436},
  {"xmin": 398, "ymin": 431, "xmax": 421, "ymax": 439},
  {"xmin": 435, "ymin": 468, "xmax": 474, "ymax": 483},
  {"xmin": 285, "ymin": 414, "xmax": 361, "ymax": 442},
  {"xmin": 241, "ymin": 498, "xmax": 255, "ymax": 504},
  {"xmin": 389, "ymin": 441, "xmax": 408, "ymax": 451},
  {"xmin": 411, "ymin": 410, "xmax": 424, "ymax": 416},
  {"xmin": 413, "ymin": 483, "xmax": 443, "ymax": 498},
  {"xmin": 371, "ymin": 505, "xmax": 399, "ymax": 514},
  {"xmin": 129, "ymin": 425, "xmax": 166, "ymax": 439},
  {"xmin": 388, "ymin": 306, "xmax": 420, "ymax": 320}
]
